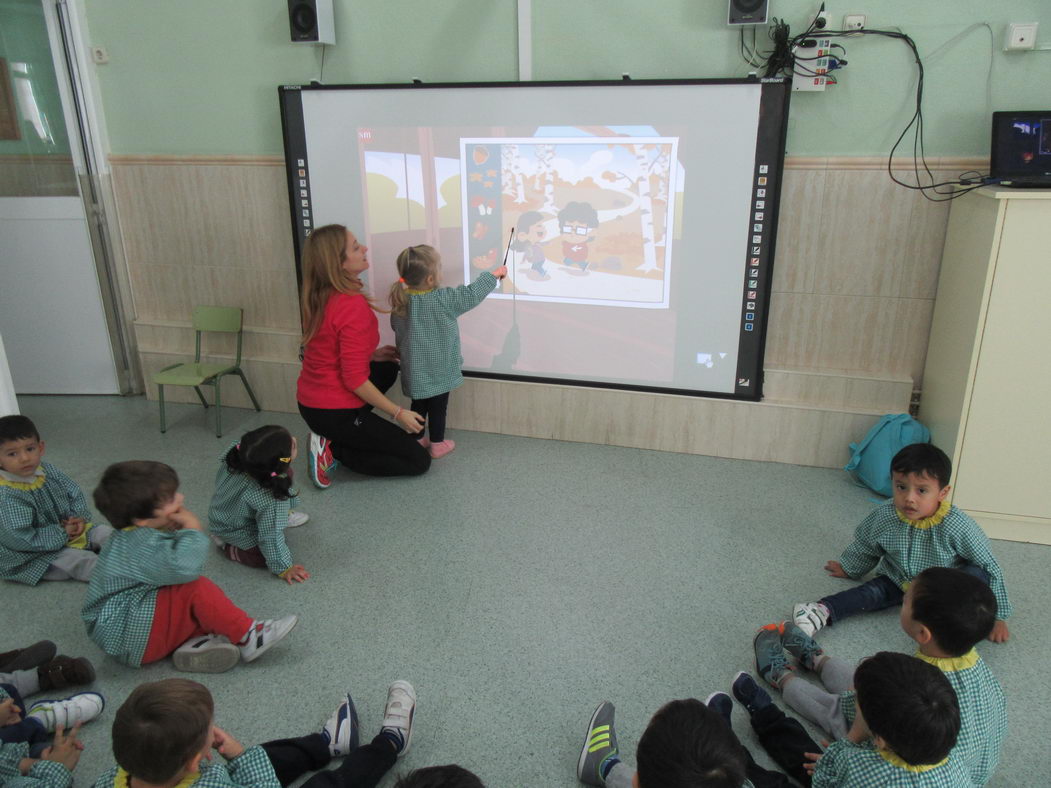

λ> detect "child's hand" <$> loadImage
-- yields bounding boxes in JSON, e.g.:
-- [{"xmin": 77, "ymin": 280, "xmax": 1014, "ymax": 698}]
[
  {"xmin": 989, "ymin": 620, "xmax": 1010, "ymax": 642},
  {"xmin": 0, "ymin": 697, "xmax": 23, "ymax": 726},
  {"xmin": 41, "ymin": 723, "xmax": 83, "ymax": 771},
  {"xmin": 372, "ymin": 344, "xmax": 399, "ymax": 362},
  {"xmin": 62, "ymin": 517, "xmax": 86, "ymax": 539},
  {"xmin": 167, "ymin": 506, "xmax": 202, "ymax": 532},
  {"xmin": 212, "ymin": 725, "xmax": 245, "ymax": 760},
  {"xmin": 283, "ymin": 564, "xmax": 310, "ymax": 584},
  {"xmin": 824, "ymin": 560, "xmax": 849, "ymax": 578},
  {"xmin": 492, "ymin": 265, "xmax": 508, "ymax": 279}
]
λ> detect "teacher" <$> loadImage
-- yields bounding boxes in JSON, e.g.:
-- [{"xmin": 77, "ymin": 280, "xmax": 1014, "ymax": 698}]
[{"xmin": 297, "ymin": 224, "xmax": 431, "ymax": 487}]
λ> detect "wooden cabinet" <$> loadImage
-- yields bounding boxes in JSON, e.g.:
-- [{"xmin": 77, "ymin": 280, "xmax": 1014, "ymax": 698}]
[{"xmin": 920, "ymin": 189, "xmax": 1051, "ymax": 544}]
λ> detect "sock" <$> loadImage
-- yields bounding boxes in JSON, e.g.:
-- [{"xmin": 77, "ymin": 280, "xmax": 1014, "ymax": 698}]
[
  {"xmin": 12, "ymin": 668, "xmax": 41, "ymax": 697},
  {"xmin": 379, "ymin": 727, "xmax": 404, "ymax": 753},
  {"xmin": 815, "ymin": 601, "xmax": 831, "ymax": 623},
  {"xmin": 600, "ymin": 756, "xmax": 620, "ymax": 780}
]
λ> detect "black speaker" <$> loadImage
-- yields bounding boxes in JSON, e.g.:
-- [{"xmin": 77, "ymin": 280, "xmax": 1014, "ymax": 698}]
[
  {"xmin": 728, "ymin": 0, "xmax": 769, "ymax": 26},
  {"xmin": 288, "ymin": 0, "xmax": 335, "ymax": 45}
]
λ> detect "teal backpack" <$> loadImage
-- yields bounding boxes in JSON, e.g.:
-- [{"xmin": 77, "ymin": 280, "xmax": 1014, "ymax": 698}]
[{"xmin": 844, "ymin": 414, "xmax": 931, "ymax": 497}]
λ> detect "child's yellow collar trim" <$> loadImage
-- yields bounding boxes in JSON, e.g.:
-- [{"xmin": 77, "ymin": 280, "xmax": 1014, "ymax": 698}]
[
  {"xmin": 878, "ymin": 749, "xmax": 948, "ymax": 773},
  {"xmin": 0, "ymin": 468, "xmax": 45, "ymax": 490},
  {"xmin": 406, "ymin": 288, "xmax": 434, "ymax": 295},
  {"xmin": 914, "ymin": 647, "xmax": 980, "ymax": 672},
  {"xmin": 896, "ymin": 499, "xmax": 950, "ymax": 529},
  {"xmin": 114, "ymin": 767, "xmax": 200, "ymax": 787}
]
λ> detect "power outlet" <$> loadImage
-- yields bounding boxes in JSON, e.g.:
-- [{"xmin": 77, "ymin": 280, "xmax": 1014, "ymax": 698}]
[
  {"xmin": 1005, "ymin": 22, "xmax": 1038, "ymax": 51},
  {"xmin": 792, "ymin": 37, "xmax": 832, "ymax": 92},
  {"xmin": 812, "ymin": 10, "xmax": 830, "ymax": 32},
  {"xmin": 843, "ymin": 14, "xmax": 866, "ymax": 31},
  {"xmin": 91, "ymin": 46, "xmax": 109, "ymax": 65}
]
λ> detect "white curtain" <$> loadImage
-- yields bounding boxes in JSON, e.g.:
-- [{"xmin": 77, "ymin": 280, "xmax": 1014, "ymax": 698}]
[{"xmin": 0, "ymin": 332, "xmax": 19, "ymax": 416}]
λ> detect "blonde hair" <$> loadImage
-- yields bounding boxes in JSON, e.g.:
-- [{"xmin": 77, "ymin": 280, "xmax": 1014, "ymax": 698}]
[
  {"xmin": 300, "ymin": 224, "xmax": 383, "ymax": 344},
  {"xmin": 389, "ymin": 244, "xmax": 442, "ymax": 317}
]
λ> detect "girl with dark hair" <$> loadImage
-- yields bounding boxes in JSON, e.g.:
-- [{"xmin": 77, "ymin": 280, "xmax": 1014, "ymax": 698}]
[{"xmin": 208, "ymin": 425, "xmax": 310, "ymax": 583}]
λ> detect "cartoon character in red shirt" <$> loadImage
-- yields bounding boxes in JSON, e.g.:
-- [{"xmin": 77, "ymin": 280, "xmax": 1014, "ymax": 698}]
[{"xmin": 558, "ymin": 202, "xmax": 599, "ymax": 271}]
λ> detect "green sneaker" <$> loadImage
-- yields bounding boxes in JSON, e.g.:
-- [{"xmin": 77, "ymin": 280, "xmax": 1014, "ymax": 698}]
[
  {"xmin": 782, "ymin": 621, "xmax": 825, "ymax": 671},
  {"xmin": 754, "ymin": 623, "xmax": 792, "ymax": 688},
  {"xmin": 577, "ymin": 701, "xmax": 618, "ymax": 786}
]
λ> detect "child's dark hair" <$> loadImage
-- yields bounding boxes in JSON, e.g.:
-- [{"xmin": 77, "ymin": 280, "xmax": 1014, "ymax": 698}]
[
  {"xmin": 94, "ymin": 461, "xmax": 180, "ymax": 528},
  {"xmin": 225, "ymin": 425, "xmax": 294, "ymax": 501},
  {"xmin": 910, "ymin": 567, "xmax": 997, "ymax": 656},
  {"xmin": 394, "ymin": 765, "xmax": 485, "ymax": 788},
  {"xmin": 111, "ymin": 678, "xmax": 213, "ymax": 783},
  {"xmin": 891, "ymin": 443, "xmax": 951, "ymax": 489},
  {"xmin": 0, "ymin": 414, "xmax": 39, "ymax": 444},
  {"xmin": 853, "ymin": 652, "xmax": 959, "ymax": 766},
  {"xmin": 636, "ymin": 698, "xmax": 746, "ymax": 788},
  {"xmin": 558, "ymin": 201, "xmax": 599, "ymax": 229},
  {"xmin": 511, "ymin": 211, "xmax": 544, "ymax": 251}
]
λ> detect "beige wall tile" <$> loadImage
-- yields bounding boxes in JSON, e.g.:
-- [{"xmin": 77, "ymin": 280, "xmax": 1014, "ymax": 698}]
[{"xmin": 771, "ymin": 168, "xmax": 826, "ymax": 294}]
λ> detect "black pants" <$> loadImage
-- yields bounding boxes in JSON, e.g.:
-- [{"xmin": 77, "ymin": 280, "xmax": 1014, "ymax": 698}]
[
  {"xmin": 262, "ymin": 733, "xmax": 397, "ymax": 788},
  {"xmin": 411, "ymin": 392, "xmax": 449, "ymax": 443},
  {"xmin": 299, "ymin": 362, "xmax": 430, "ymax": 477},
  {"xmin": 750, "ymin": 702, "xmax": 823, "ymax": 787}
]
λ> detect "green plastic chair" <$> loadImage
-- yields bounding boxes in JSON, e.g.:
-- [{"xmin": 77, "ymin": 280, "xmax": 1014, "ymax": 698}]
[{"xmin": 153, "ymin": 306, "xmax": 261, "ymax": 437}]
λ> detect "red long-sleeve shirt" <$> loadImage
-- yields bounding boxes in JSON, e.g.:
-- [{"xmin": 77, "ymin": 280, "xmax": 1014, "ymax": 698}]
[{"xmin": 296, "ymin": 292, "xmax": 378, "ymax": 409}]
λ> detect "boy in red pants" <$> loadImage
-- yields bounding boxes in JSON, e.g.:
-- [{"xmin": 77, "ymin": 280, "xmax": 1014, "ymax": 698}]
[{"xmin": 81, "ymin": 461, "xmax": 296, "ymax": 672}]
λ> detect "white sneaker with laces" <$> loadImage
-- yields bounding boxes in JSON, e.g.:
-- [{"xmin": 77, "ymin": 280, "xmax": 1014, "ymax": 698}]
[
  {"xmin": 239, "ymin": 615, "xmax": 299, "ymax": 663},
  {"xmin": 322, "ymin": 693, "xmax": 359, "ymax": 757},
  {"xmin": 28, "ymin": 691, "xmax": 105, "ymax": 732},
  {"xmin": 381, "ymin": 680, "xmax": 417, "ymax": 757},
  {"xmin": 287, "ymin": 510, "xmax": 310, "ymax": 528},
  {"xmin": 792, "ymin": 601, "xmax": 830, "ymax": 637}
]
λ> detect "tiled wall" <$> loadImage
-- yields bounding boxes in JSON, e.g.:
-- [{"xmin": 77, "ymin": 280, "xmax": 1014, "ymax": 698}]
[{"xmin": 110, "ymin": 155, "xmax": 978, "ymax": 466}]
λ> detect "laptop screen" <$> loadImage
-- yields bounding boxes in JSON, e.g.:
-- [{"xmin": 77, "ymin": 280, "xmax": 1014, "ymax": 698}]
[{"xmin": 991, "ymin": 111, "xmax": 1051, "ymax": 182}]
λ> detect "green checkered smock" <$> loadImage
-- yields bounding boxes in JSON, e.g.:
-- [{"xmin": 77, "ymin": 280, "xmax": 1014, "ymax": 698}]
[
  {"xmin": 0, "ymin": 740, "xmax": 73, "ymax": 788},
  {"xmin": 208, "ymin": 444, "xmax": 296, "ymax": 577},
  {"xmin": 81, "ymin": 526, "xmax": 208, "ymax": 667},
  {"xmin": 812, "ymin": 740, "xmax": 973, "ymax": 787},
  {"xmin": 0, "ymin": 463, "xmax": 94, "ymax": 585},
  {"xmin": 917, "ymin": 650, "xmax": 1006, "ymax": 786},
  {"xmin": 839, "ymin": 502, "xmax": 1012, "ymax": 619},
  {"xmin": 390, "ymin": 272, "xmax": 498, "ymax": 400},
  {"xmin": 92, "ymin": 744, "xmax": 280, "ymax": 787}
]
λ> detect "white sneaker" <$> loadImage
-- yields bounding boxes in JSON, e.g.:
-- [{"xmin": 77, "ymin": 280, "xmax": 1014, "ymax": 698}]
[
  {"xmin": 28, "ymin": 691, "xmax": 105, "ymax": 732},
  {"xmin": 322, "ymin": 693, "xmax": 359, "ymax": 757},
  {"xmin": 172, "ymin": 634, "xmax": 240, "ymax": 673},
  {"xmin": 288, "ymin": 510, "xmax": 310, "ymax": 528},
  {"xmin": 238, "ymin": 615, "xmax": 298, "ymax": 663},
  {"xmin": 792, "ymin": 602, "xmax": 830, "ymax": 637},
  {"xmin": 381, "ymin": 680, "xmax": 417, "ymax": 757}
]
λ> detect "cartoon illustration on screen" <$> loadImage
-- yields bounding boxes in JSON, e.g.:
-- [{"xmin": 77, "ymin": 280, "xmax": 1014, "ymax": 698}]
[{"xmin": 461, "ymin": 136, "xmax": 678, "ymax": 308}]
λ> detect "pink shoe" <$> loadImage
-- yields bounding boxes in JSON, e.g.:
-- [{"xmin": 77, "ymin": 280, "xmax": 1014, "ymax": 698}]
[
  {"xmin": 417, "ymin": 436, "xmax": 431, "ymax": 449},
  {"xmin": 428, "ymin": 439, "xmax": 456, "ymax": 458}
]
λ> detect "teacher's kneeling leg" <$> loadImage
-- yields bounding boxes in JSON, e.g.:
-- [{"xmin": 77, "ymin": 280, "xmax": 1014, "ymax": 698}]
[{"xmin": 336, "ymin": 409, "xmax": 431, "ymax": 477}]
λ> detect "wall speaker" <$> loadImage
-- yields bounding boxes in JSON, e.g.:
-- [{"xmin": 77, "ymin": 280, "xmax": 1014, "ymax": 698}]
[
  {"xmin": 728, "ymin": 0, "xmax": 769, "ymax": 26},
  {"xmin": 288, "ymin": 0, "xmax": 335, "ymax": 45}
]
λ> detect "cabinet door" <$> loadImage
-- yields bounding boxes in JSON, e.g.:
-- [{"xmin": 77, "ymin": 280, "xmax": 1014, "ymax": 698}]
[{"xmin": 952, "ymin": 199, "xmax": 1051, "ymax": 519}]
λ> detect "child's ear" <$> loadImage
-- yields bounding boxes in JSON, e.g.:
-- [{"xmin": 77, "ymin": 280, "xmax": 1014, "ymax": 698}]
[
  {"xmin": 37, "ymin": 440, "xmax": 46, "ymax": 457},
  {"xmin": 937, "ymin": 484, "xmax": 951, "ymax": 502},
  {"xmin": 631, "ymin": 772, "xmax": 640, "ymax": 788},
  {"xmin": 912, "ymin": 623, "xmax": 933, "ymax": 646}
]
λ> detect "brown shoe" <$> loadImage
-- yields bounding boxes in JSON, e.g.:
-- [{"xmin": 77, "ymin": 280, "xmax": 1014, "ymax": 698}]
[
  {"xmin": 0, "ymin": 640, "xmax": 57, "ymax": 673},
  {"xmin": 37, "ymin": 656, "xmax": 96, "ymax": 691}
]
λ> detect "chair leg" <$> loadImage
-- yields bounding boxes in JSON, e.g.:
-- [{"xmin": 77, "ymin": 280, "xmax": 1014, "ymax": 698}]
[
  {"xmin": 158, "ymin": 385, "xmax": 166, "ymax": 433},
  {"xmin": 193, "ymin": 386, "xmax": 209, "ymax": 409},
  {"xmin": 236, "ymin": 369, "xmax": 262, "ymax": 412},
  {"xmin": 214, "ymin": 379, "xmax": 222, "ymax": 438}
]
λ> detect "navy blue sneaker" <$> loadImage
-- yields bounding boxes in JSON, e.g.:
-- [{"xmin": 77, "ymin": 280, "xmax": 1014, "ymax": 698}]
[
  {"xmin": 705, "ymin": 691, "xmax": 733, "ymax": 727},
  {"xmin": 321, "ymin": 692, "xmax": 360, "ymax": 757},
  {"xmin": 732, "ymin": 671, "xmax": 773, "ymax": 715},
  {"xmin": 754, "ymin": 623, "xmax": 792, "ymax": 688}
]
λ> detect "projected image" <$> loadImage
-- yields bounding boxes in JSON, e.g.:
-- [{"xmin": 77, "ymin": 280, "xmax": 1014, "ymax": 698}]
[{"xmin": 461, "ymin": 137, "xmax": 679, "ymax": 308}]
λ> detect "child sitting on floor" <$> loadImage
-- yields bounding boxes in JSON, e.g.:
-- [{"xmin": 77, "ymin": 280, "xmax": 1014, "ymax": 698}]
[
  {"xmin": 755, "ymin": 567, "xmax": 1005, "ymax": 785},
  {"xmin": 792, "ymin": 442, "xmax": 1012, "ymax": 643},
  {"xmin": 734, "ymin": 652, "xmax": 968, "ymax": 786},
  {"xmin": 81, "ymin": 461, "xmax": 297, "ymax": 673},
  {"xmin": 0, "ymin": 717, "xmax": 84, "ymax": 788},
  {"xmin": 0, "ymin": 415, "xmax": 113, "ymax": 584},
  {"xmin": 208, "ymin": 425, "xmax": 310, "ymax": 583},
  {"xmin": 92, "ymin": 678, "xmax": 417, "ymax": 788}
]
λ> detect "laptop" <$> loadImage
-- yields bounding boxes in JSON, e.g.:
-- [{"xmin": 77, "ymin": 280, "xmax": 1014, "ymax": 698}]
[{"xmin": 990, "ymin": 111, "xmax": 1051, "ymax": 188}]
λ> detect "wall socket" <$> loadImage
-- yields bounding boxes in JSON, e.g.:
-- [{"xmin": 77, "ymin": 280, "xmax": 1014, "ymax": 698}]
[
  {"xmin": 1004, "ymin": 22, "xmax": 1038, "ymax": 51},
  {"xmin": 843, "ymin": 14, "xmax": 866, "ymax": 31}
]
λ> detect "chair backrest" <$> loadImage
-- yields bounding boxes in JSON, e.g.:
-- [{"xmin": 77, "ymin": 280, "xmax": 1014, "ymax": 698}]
[{"xmin": 191, "ymin": 306, "xmax": 244, "ymax": 365}]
